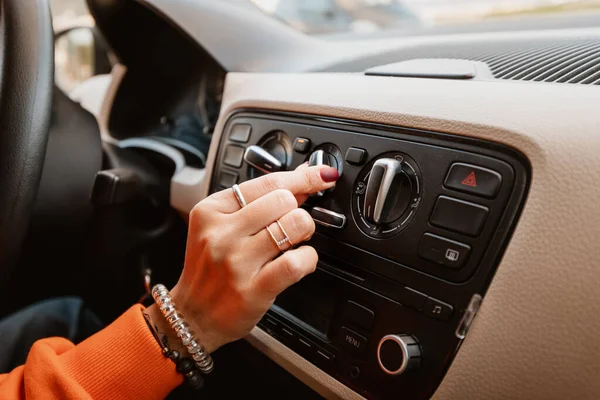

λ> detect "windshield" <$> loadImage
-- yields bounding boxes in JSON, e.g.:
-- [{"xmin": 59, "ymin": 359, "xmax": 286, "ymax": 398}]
[
  {"xmin": 249, "ymin": 0, "xmax": 600, "ymax": 37},
  {"xmin": 51, "ymin": 0, "xmax": 600, "ymax": 38}
]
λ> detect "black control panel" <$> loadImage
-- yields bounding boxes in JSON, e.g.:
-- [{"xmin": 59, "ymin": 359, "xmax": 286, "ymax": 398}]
[{"xmin": 210, "ymin": 111, "xmax": 529, "ymax": 400}]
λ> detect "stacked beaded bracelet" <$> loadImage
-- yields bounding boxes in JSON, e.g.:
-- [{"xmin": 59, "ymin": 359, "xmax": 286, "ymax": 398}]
[
  {"xmin": 142, "ymin": 312, "xmax": 205, "ymax": 390},
  {"xmin": 151, "ymin": 284, "xmax": 215, "ymax": 374}
]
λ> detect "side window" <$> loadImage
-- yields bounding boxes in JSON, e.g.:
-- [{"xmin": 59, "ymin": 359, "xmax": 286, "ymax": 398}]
[
  {"xmin": 50, "ymin": 0, "xmax": 92, "ymax": 31},
  {"xmin": 50, "ymin": 0, "xmax": 114, "ymax": 95}
]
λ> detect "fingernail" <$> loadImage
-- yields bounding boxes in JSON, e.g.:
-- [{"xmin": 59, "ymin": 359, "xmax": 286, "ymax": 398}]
[{"xmin": 320, "ymin": 167, "xmax": 339, "ymax": 183}]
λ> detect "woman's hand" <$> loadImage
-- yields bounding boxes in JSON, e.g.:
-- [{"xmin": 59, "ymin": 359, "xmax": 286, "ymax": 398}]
[{"xmin": 147, "ymin": 164, "xmax": 339, "ymax": 354}]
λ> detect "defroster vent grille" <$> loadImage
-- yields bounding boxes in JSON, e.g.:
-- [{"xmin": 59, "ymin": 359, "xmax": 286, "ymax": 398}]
[{"xmin": 474, "ymin": 41, "xmax": 600, "ymax": 85}]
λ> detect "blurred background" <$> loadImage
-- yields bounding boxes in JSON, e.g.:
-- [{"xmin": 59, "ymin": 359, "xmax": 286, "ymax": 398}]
[
  {"xmin": 51, "ymin": 0, "xmax": 96, "ymax": 93},
  {"xmin": 50, "ymin": 0, "xmax": 600, "ymax": 91}
]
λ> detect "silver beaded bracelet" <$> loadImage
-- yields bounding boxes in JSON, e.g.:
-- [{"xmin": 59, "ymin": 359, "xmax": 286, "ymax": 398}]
[{"xmin": 151, "ymin": 284, "xmax": 214, "ymax": 374}]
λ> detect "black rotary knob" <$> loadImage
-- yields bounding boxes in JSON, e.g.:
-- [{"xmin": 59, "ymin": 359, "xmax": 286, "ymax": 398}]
[
  {"xmin": 308, "ymin": 145, "xmax": 343, "ymax": 174},
  {"xmin": 244, "ymin": 145, "xmax": 283, "ymax": 174},
  {"xmin": 364, "ymin": 158, "xmax": 412, "ymax": 225},
  {"xmin": 244, "ymin": 131, "xmax": 292, "ymax": 178},
  {"xmin": 308, "ymin": 144, "xmax": 343, "ymax": 196},
  {"xmin": 377, "ymin": 334, "xmax": 421, "ymax": 376},
  {"xmin": 351, "ymin": 152, "xmax": 422, "ymax": 239}
]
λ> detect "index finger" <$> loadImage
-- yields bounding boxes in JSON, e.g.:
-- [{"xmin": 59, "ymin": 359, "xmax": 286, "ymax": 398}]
[{"xmin": 213, "ymin": 165, "xmax": 339, "ymax": 213}]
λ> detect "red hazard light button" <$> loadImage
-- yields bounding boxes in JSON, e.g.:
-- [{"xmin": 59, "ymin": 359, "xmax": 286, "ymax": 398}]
[{"xmin": 444, "ymin": 163, "xmax": 502, "ymax": 199}]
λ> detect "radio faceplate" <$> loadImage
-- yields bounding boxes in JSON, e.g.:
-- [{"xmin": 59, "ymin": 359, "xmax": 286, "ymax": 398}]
[{"xmin": 210, "ymin": 111, "xmax": 529, "ymax": 399}]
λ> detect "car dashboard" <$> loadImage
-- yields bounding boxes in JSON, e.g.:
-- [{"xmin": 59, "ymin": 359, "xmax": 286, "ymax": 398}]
[
  {"xmin": 88, "ymin": 1, "xmax": 600, "ymax": 399},
  {"xmin": 168, "ymin": 72, "xmax": 600, "ymax": 400}
]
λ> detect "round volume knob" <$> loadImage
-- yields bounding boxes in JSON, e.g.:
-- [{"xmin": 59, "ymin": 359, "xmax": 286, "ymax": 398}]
[{"xmin": 377, "ymin": 334, "xmax": 421, "ymax": 376}]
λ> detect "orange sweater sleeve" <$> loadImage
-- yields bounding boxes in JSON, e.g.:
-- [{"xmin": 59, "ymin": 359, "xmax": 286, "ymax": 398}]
[{"xmin": 0, "ymin": 304, "xmax": 183, "ymax": 400}]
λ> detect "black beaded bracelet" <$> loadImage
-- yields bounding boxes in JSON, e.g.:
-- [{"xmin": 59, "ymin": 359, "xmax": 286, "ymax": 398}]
[{"xmin": 142, "ymin": 311, "xmax": 205, "ymax": 391}]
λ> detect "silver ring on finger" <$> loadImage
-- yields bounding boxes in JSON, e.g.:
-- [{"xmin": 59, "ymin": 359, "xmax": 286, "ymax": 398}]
[{"xmin": 231, "ymin": 184, "xmax": 247, "ymax": 209}]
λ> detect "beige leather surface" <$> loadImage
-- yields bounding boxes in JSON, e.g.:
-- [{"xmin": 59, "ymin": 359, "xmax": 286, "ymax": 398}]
[{"xmin": 184, "ymin": 73, "xmax": 600, "ymax": 399}]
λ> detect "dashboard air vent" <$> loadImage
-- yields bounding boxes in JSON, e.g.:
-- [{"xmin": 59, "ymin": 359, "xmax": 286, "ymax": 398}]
[{"xmin": 474, "ymin": 41, "xmax": 600, "ymax": 85}]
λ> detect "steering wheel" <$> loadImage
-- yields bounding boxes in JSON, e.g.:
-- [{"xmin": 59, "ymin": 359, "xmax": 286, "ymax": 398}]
[{"xmin": 0, "ymin": 1, "xmax": 54, "ymax": 284}]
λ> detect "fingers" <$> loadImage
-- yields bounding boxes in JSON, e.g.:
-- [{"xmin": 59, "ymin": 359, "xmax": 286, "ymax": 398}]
[
  {"xmin": 240, "ymin": 165, "xmax": 339, "ymax": 204},
  {"xmin": 252, "ymin": 246, "xmax": 318, "ymax": 298},
  {"xmin": 235, "ymin": 189, "xmax": 298, "ymax": 234},
  {"xmin": 211, "ymin": 165, "xmax": 339, "ymax": 213},
  {"xmin": 246, "ymin": 208, "xmax": 316, "ymax": 264},
  {"xmin": 294, "ymin": 162, "xmax": 311, "ymax": 205}
]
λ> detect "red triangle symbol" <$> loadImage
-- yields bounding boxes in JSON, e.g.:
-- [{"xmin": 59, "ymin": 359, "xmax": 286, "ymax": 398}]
[{"xmin": 461, "ymin": 171, "xmax": 477, "ymax": 187}]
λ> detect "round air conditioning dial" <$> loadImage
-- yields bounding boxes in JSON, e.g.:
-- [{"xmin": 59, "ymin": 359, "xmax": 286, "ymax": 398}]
[
  {"xmin": 244, "ymin": 130, "xmax": 292, "ymax": 178},
  {"xmin": 352, "ymin": 152, "xmax": 422, "ymax": 239},
  {"xmin": 308, "ymin": 143, "xmax": 343, "ymax": 197}
]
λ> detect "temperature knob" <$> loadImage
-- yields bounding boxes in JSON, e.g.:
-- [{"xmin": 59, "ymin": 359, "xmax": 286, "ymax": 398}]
[
  {"xmin": 309, "ymin": 149, "xmax": 337, "ymax": 170},
  {"xmin": 308, "ymin": 144, "xmax": 343, "ymax": 197},
  {"xmin": 377, "ymin": 334, "xmax": 421, "ymax": 376},
  {"xmin": 244, "ymin": 146, "xmax": 283, "ymax": 174},
  {"xmin": 364, "ymin": 158, "xmax": 412, "ymax": 225},
  {"xmin": 352, "ymin": 152, "xmax": 422, "ymax": 239},
  {"xmin": 244, "ymin": 131, "xmax": 292, "ymax": 178}
]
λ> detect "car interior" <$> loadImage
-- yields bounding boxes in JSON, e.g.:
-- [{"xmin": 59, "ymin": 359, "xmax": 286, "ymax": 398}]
[{"xmin": 3, "ymin": 0, "xmax": 600, "ymax": 398}]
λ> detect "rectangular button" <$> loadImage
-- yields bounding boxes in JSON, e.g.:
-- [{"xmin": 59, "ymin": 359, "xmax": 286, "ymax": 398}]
[
  {"xmin": 418, "ymin": 233, "xmax": 471, "ymax": 269},
  {"xmin": 445, "ymin": 163, "xmax": 502, "ymax": 198},
  {"xmin": 223, "ymin": 145, "xmax": 245, "ymax": 168},
  {"xmin": 342, "ymin": 300, "xmax": 375, "ymax": 330},
  {"xmin": 228, "ymin": 123, "xmax": 252, "ymax": 143},
  {"xmin": 430, "ymin": 196, "xmax": 489, "ymax": 237},
  {"xmin": 401, "ymin": 287, "xmax": 428, "ymax": 311},
  {"xmin": 281, "ymin": 327, "xmax": 296, "ymax": 341},
  {"xmin": 316, "ymin": 348, "xmax": 335, "ymax": 365},
  {"xmin": 218, "ymin": 171, "xmax": 238, "ymax": 188},
  {"xmin": 340, "ymin": 327, "xmax": 368, "ymax": 356},
  {"xmin": 264, "ymin": 317, "xmax": 279, "ymax": 329},
  {"xmin": 293, "ymin": 137, "xmax": 311, "ymax": 153},
  {"xmin": 310, "ymin": 207, "xmax": 346, "ymax": 229},
  {"xmin": 298, "ymin": 337, "xmax": 314, "ymax": 351},
  {"xmin": 424, "ymin": 297, "xmax": 454, "ymax": 321},
  {"xmin": 345, "ymin": 147, "xmax": 367, "ymax": 165}
]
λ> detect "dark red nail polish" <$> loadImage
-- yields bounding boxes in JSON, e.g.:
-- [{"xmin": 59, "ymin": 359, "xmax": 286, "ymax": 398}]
[{"xmin": 320, "ymin": 167, "xmax": 339, "ymax": 183}]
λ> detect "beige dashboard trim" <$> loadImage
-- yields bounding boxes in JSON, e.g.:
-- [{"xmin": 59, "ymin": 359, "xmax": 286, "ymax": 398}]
[
  {"xmin": 246, "ymin": 327, "xmax": 365, "ymax": 400},
  {"xmin": 175, "ymin": 73, "xmax": 600, "ymax": 399}
]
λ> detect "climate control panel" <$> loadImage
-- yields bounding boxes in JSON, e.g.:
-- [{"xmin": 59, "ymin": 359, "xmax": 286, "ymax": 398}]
[{"xmin": 210, "ymin": 111, "xmax": 529, "ymax": 400}]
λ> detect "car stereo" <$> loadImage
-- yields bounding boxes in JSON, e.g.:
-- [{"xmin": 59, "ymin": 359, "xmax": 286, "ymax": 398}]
[{"xmin": 210, "ymin": 111, "xmax": 529, "ymax": 399}]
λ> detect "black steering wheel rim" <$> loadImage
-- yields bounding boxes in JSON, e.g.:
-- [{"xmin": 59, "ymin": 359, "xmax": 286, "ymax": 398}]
[{"xmin": 0, "ymin": 1, "xmax": 54, "ymax": 281}]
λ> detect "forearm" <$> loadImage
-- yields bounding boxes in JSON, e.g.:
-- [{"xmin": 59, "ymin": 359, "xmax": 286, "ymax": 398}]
[
  {"xmin": 0, "ymin": 165, "xmax": 337, "ymax": 399},
  {"xmin": 0, "ymin": 305, "xmax": 182, "ymax": 400}
]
